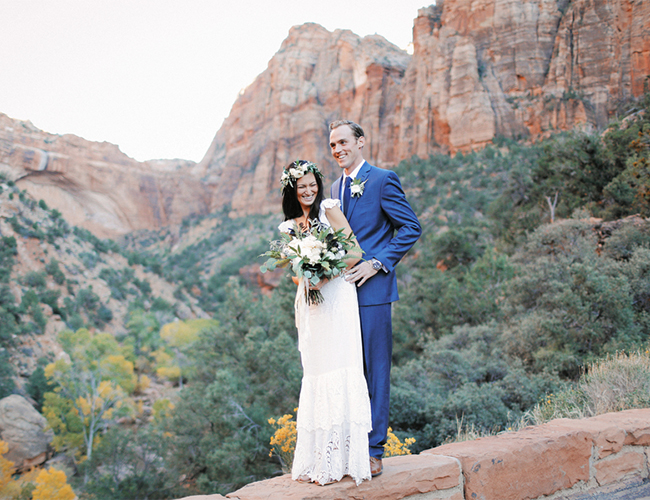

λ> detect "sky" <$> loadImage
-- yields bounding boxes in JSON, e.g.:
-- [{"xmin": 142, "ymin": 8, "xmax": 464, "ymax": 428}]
[{"xmin": 0, "ymin": 1, "xmax": 432, "ymax": 162}]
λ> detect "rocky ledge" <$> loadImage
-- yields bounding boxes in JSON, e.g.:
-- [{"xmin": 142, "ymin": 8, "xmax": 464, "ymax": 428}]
[{"xmin": 177, "ymin": 408, "xmax": 650, "ymax": 500}]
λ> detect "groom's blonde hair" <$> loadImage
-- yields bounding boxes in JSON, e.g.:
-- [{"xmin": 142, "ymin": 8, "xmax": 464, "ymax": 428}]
[{"xmin": 329, "ymin": 120, "xmax": 364, "ymax": 140}]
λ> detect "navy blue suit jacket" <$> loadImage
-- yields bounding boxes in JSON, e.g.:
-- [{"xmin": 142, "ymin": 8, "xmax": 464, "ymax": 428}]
[{"xmin": 331, "ymin": 162, "xmax": 421, "ymax": 306}]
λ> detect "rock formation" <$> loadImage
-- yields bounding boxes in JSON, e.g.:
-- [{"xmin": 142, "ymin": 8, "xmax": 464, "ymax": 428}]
[
  {"xmin": 0, "ymin": 395, "xmax": 53, "ymax": 471},
  {"xmin": 199, "ymin": 0, "xmax": 650, "ymax": 217},
  {"xmin": 196, "ymin": 23, "xmax": 411, "ymax": 216},
  {"xmin": 2, "ymin": 0, "xmax": 649, "ymax": 232},
  {"xmin": 399, "ymin": 0, "xmax": 650, "ymax": 157},
  {"xmin": 0, "ymin": 113, "xmax": 211, "ymax": 238}
]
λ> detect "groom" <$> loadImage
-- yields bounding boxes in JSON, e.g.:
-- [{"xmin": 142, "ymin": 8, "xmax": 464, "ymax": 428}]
[{"xmin": 329, "ymin": 120, "xmax": 421, "ymax": 476}]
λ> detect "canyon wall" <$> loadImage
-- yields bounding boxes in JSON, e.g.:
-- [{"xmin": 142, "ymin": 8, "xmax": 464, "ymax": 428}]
[
  {"xmin": 0, "ymin": 113, "xmax": 211, "ymax": 238},
  {"xmin": 198, "ymin": 0, "xmax": 650, "ymax": 217},
  {"xmin": 2, "ymin": 0, "xmax": 649, "ymax": 233},
  {"xmin": 196, "ymin": 23, "xmax": 411, "ymax": 216}
]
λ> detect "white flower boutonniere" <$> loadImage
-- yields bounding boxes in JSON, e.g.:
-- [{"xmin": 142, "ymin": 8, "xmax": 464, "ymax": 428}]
[{"xmin": 350, "ymin": 178, "xmax": 367, "ymax": 198}]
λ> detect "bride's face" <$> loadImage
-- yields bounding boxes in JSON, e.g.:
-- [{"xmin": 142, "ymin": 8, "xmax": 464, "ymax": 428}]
[{"xmin": 296, "ymin": 172, "xmax": 318, "ymax": 211}]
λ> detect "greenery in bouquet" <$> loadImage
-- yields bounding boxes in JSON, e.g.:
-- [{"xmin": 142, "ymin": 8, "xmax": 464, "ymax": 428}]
[{"xmin": 260, "ymin": 219, "xmax": 359, "ymax": 304}]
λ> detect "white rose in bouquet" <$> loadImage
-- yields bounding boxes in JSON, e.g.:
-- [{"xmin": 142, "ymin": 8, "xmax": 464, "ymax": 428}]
[{"xmin": 299, "ymin": 235, "xmax": 325, "ymax": 264}]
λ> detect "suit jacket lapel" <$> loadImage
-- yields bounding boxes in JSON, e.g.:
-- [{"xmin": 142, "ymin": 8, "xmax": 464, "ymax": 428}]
[{"xmin": 346, "ymin": 162, "xmax": 371, "ymax": 219}]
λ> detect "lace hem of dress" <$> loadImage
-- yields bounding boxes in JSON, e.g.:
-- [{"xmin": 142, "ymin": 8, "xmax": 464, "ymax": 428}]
[
  {"xmin": 292, "ymin": 422, "xmax": 372, "ymax": 486},
  {"xmin": 296, "ymin": 366, "xmax": 372, "ymax": 431}
]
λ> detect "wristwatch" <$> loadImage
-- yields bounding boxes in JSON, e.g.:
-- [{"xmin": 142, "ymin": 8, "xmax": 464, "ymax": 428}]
[{"xmin": 371, "ymin": 258, "xmax": 383, "ymax": 271}]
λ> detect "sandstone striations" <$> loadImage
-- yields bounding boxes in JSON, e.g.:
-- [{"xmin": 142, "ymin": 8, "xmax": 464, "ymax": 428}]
[
  {"xmin": 0, "ymin": 113, "xmax": 211, "ymax": 238},
  {"xmin": 200, "ymin": 0, "xmax": 650, "ymax": 217}
]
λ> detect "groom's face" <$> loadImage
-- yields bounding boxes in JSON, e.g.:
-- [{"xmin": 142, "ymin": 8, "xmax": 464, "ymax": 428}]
[{"xmin": 329, "ymin": 125, "xmax": 365, "ymax": 175}]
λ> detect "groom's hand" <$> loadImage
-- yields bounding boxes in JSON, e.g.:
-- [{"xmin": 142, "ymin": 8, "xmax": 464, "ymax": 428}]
[{"xmin": 345, "ymin": 261, "xmax": 378, "ymax": 287}]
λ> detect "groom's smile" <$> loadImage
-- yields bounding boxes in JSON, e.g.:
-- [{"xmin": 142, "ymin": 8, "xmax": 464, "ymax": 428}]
[{"xmin": 329, "ymin": 124, "xmax": 365, "ymax": 175}]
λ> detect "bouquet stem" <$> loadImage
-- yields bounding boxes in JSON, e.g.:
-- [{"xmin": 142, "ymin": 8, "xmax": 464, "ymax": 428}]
[{"xmin": 307, "ymin": 289, "xmax": 324, "ymax": 305}]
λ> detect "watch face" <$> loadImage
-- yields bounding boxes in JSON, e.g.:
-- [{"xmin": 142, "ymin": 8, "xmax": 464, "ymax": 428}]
[{"xmin": 372, "ymin": 260, "xmax": 381, "ymax": 270}]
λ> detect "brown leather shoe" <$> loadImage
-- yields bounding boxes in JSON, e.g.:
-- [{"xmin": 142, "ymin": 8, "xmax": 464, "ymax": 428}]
[{"xmin": 370, "ymin": 457, "xmax": 383, "ymax": 477}]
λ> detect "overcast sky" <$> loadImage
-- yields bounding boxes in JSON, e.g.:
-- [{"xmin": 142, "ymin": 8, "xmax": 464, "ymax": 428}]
[{"xmin": 0, "ymin": 1, "xmax": 431, "ymax": 162}]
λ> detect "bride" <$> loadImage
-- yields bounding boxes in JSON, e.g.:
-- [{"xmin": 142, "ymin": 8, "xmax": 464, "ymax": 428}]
[{"xmin": 278, "ymin": 160, "xmax": 372, "ymax": 486}]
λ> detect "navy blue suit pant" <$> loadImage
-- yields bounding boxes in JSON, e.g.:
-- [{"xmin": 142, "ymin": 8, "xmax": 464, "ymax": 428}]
[{"xmin": 359, "ymin": 303, "xmax": 392, "ymax": 459}]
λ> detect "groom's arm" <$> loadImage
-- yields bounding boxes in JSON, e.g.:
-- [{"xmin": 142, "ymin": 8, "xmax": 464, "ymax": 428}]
[
  {"xmin": 345, "ymin": 170, "xmax": 421, "ymax": 287},
  {"xmin": 373, "ymin": 170, "xmax": 421, "ymax": 272}
]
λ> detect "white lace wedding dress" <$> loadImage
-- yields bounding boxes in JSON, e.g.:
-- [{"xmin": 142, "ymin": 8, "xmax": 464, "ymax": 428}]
[{"xmin": 290, "ymin": 199, "xmax": 372, "ymax": 485}]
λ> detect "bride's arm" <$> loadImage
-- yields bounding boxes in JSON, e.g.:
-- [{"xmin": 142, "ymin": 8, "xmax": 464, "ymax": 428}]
[{"xmin": 324, "ymin": 205, "xmax": 363, "ymax": 267}]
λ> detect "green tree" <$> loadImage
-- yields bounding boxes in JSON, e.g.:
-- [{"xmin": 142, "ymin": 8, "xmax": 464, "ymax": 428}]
[
  {"xmin": 81, "ymin": 426, "xmax": 182, "ymax": 500},
  {"xmin": 169, "ymin": 279, "xmax": 300, "ymax": 494}
]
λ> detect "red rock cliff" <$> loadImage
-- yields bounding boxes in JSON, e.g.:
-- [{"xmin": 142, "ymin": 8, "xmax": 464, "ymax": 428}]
[
  {"xmin": 196, "ymin": 23, "xmax": 410, "ymax": 217},
  {"xmin": 200, "ymin": 0, "xmax": 650, "ymax": 216},
  {"xmin": 0, "ymin": 113, "xmax": 211, "ymax": 238},
  {"xmin": 3, "ymin": 0, "xmax": 649, "ymax": 232}
]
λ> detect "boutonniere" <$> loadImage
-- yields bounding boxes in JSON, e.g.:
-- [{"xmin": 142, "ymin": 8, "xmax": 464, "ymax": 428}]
[{"xmin": 350, "ymin": 178, "xmax": 367, "ymax": 198}]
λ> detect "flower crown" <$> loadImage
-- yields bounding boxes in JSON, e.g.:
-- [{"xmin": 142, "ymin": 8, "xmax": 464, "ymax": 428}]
[{"xmin": 280, "ymin": 161, "xmax": 323, "ymax": 190}]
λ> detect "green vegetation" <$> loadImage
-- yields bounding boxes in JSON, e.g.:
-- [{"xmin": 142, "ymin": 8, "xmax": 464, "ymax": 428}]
[
  {"xmin": 529, "ymin": 349, "xmax": 650, "ymax": 423},
  {"xmin": 43, "ymin": 329, "xmax": 136, "ymax": 464},
  {"xmin": 4, "ymin": 93, "xmax": 650, "ymax": 499},
  {"xmin": 0, "ymin": 235, "xmax": 18, "ymax": 397}
]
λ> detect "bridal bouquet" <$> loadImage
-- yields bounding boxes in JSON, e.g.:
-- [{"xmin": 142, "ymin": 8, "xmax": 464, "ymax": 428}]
[{"xmin": 260, "ymin": 220, "xmax": 359, "ymax": 305}]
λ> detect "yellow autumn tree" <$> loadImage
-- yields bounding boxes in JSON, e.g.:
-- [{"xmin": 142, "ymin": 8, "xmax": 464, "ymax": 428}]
[
  {"xmin": 0, "ymin": 440, "xmax": 14, "ymax": 492},
  {"xmin": 43, "ymin": 329, "xmax": 134, "ymax": 463},
  {"xmin": 0, "ymin": 441, "xmax": 46, "ymax": 499},
  {"xmin": 156, "ymin": 318, "xmax": 218, "ymax": 387},
  {"xmin": 32, "ymin": 468, "xmax": 75, "ymax": 500},
  {"xmin": 159, "ymin": 318, "xmax": 217, "ymax": 347}
]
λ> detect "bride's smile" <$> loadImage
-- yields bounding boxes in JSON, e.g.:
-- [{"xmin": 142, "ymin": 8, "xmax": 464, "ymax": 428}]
[{"xmin": 297, "ymin": 172, "xmax": 319, "ymax": 210}]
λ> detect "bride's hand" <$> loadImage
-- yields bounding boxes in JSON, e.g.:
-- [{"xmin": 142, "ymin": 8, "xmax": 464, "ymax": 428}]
[{"xmin": 309, "ymin": 278, "xmax": 328, "ymax": 290}]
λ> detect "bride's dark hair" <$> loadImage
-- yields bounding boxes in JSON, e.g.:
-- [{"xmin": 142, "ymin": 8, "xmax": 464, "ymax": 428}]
[{"xmin": 281, "ymin": 160, "xmax": 324, "ymax": 221}]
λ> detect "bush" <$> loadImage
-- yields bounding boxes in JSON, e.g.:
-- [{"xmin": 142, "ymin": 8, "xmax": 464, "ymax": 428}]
[
  {"xmin": 22, "ymin": 271, "xmax": 47, "ymax": 289},
  {"xmin": 529, "ymin": 349, "xmax": 650, "ymax": 424},
  {"xmin": 26, "ymin": 359, "xmax": 55, "ymax": 412},
  {"xmin": 45, "ymin": 259, "xmax": 66, "ymax": 285},
  {"xmin": 80, "ymin": 426, "xmax": 182, "ymax": 500},
  {"xmin": 79, "ymin": 251, "xmax": 100, "ymax": 270},
  {"xmin": 99, "ymin": 268, "xmax": 135, "ymax": 301}
]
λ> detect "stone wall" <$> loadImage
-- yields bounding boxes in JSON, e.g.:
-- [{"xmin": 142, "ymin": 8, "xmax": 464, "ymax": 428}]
[{"xmin": 176, "ymin": 408, "xmax": 650, "ymax": 500}]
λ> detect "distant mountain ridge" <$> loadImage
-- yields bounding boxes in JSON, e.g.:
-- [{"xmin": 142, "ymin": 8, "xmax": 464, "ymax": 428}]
[
  {"xmin": 1, "ymin": 0, "xmax": 649, "ymax": 236},
  {"xmin": 0, "ymin": 113, "xmax": 211, "ymax": 238}
]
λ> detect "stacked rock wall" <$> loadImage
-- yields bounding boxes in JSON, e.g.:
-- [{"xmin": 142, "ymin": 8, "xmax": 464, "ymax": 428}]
[{"xmin": 176, "ymin": 408, "xmax": 650, "ymax": 500}]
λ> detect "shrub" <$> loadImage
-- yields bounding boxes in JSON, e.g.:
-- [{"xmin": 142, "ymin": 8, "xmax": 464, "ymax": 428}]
[
  {"xmin": 26, "ymin": 359, "xmax": 56, "ymax": 412},
  {"xmin": 22, "ymin": 271, "xmax": 47, "ymax": 289},
  {"xmin": 268, "ymin": 411, "xmax": 297, "ymax": 473},
  {"xmin": 529, "ymin": 349, "xmax": 650, "ymax": 424},
  {"xmin": 45, "ymin": 259, "xmax": 66, "ymax": 285},
  {"xmin": 79, "ymin": 251, "xmax": 100, "ymax": 270}
]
